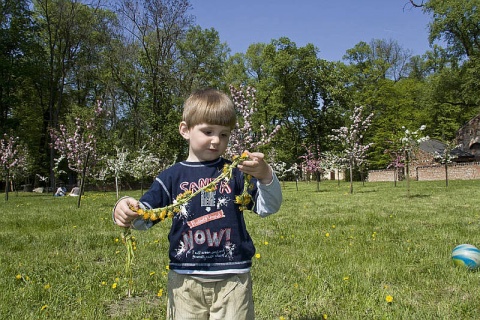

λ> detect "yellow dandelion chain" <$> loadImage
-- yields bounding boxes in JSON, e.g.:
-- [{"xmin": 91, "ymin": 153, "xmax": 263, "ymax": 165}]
[
  {"xmin": 121, "ymin": 153, "xmax": 252, "ymax": 296},
  {"xmin": 128, "ymin": 152, "xmax": 252, "ymax": 221}
]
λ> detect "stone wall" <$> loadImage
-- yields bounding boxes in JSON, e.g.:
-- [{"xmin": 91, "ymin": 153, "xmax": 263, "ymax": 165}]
[{"xmin": 368, "ymin": 162, "xmax": 480, "ymax": 182}]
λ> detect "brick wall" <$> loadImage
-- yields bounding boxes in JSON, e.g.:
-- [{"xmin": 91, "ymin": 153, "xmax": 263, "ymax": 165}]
[
  {"xmin": 368, "ymin": 162, "xmax": 480, "ymax": 181},
  {"xmin": 368, "ymin": 169, "xmax": 397, "ymax": 182},
  {"xmin": 417, "ymin": 162, "xmax": 480, "ymax": 181}
]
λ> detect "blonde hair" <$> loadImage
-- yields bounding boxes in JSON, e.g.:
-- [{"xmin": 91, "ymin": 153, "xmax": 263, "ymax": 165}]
[{"xmin": 182, "ymin": 88, "xmax": 237, "ymax": 129}]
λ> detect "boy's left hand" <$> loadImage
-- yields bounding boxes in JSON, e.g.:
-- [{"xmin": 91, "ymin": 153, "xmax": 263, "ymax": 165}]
[{"xmin": 238, "ymin": 150, "xmax": 273, "ymax": 184}]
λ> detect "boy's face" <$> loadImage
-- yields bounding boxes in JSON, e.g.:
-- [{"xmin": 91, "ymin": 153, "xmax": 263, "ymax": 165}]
[{"xmin": 179, "ymin": 122, "xmax": 231, "ymax": 162}]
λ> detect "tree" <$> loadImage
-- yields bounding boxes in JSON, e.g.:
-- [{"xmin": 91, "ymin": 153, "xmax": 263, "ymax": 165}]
[
  {"xmin": 50, "ymin": 109, "xmax": 99, "ymax": 208},
  {"xmin": 400, "ymin": 125, "xmax": 428, "ymax": 196},
  {"xmin": 330, "ymin": 106, "xmax": 374, "ymax": 194},
  {"xmin": 129, "ymin": 145, "xmax": 163, "ymax": 195},
  {"xmin": 0, "ymin": 0, "xmax": 40, "ymax": 134},
  {"xmin": 177, "ymin": 26, "xmax": 229, "ymax": 93},
  {"xmin": 425, "ymin": 0, "xmax": 480, "ymax": 59},
  {"xmin": 106, "ymin": 147, "xmax": 129, "ymax": 200},
  {"xmin": 0, "ymin": 134, "xmax": 28, "ymax": 200},
  {"xmin": 116, "ymin": 0, "xmax": 193, "ymax": 139},
  {"xmin": 299, "ymin": 143, "xmax": 323, "ymax": 192},
  {"xmin": 34, "ymin": 0, "xmax": 119, "ymax": 187},
  {"xmin": 385, "ymin": 150, "xmax": 405, "ymax": 187},
  {"xmin": 433, "ymin": 139, "xmax": 459, "ymax": 187},
  {"xmin": 225, "ymin": 85, "xmax": 280, "ymax": 158}
]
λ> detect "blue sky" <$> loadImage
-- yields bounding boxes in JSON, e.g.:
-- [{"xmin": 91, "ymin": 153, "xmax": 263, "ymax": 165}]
[{"xmin": 189, "ymin": 0, "xmax": 432, "ymax": 62}]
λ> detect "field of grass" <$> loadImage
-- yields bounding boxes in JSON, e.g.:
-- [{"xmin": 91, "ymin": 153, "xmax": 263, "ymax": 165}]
[{"xmin": 2, "ymin": 179, "xmax": 480, "ymax": 319}]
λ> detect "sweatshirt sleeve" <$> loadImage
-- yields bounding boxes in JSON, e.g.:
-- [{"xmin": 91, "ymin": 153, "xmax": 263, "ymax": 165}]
[{"xmin": 254, "ymin": 171, "xmax": 283, "ymax": 217}]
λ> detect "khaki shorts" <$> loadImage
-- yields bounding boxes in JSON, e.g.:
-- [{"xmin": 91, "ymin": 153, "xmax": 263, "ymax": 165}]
[{"xmin": 167, "ymin": 271, "xmax": 254, "ymax": 320}]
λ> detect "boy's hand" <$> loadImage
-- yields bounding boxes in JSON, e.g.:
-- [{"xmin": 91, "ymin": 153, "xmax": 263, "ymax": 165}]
[
  {"xmin": 114, "ymin": 197, "xmax": 140, "ymax": 227},
  {"xmin": 238, "ymin": 150, "xmax": 273, "ymax": 184}
]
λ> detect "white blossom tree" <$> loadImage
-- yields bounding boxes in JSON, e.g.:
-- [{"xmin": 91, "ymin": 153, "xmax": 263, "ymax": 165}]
[
  {"xmin": 330, "ymin": 106, "xmax": 374, "ymax": 194},
  {"xmin": 129, "ymin": 145, "xmax": 163, "ymax": 195},
  {"xmin": 434, "ymin": 140, "xmax": 459, "ymax": 187},
  {"xmin": 106, "ymin": 147, "xmax": 130, "ymax": 200},
  {"xmin": 400, "ymin": 125, "xmax": 428, "ymax": 196},
  {"xmin": 226, "ymin": 85, "xmax": 281, "ymax": 158}
]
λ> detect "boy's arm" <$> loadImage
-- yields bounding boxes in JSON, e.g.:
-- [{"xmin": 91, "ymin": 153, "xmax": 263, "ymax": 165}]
[
  {"xmin": 255, "ymin": 171, "xmax": 282, "ymax": 217},
  {"xmin": 238, "ymin": 150, "xmax": 282, "ymax": 217},
  {"xmin": 112, "ymin": 196, "xmax": 153, "ymax": 230}
]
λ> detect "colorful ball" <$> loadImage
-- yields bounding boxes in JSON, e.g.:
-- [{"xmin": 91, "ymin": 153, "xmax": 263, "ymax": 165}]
[{"xmin": 451, "ymin": 244, "xmax": 480, "ymax": 270}]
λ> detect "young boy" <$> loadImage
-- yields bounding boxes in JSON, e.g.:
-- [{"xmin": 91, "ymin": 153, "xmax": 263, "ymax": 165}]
[{"xmin": 113, "ymin": 88, "xmax": 282, "ymax": 319}]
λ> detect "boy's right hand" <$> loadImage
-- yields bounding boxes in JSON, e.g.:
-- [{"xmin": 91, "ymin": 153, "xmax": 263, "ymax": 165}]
[{"xmin": 114, "ymin": 197, "xmax": 140, "ymax": 228}]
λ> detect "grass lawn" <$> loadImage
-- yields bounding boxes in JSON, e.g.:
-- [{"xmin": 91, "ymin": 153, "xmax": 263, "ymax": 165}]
[{"xmin": 1, "ymin": 179, "xmax": 480, "ymax": 319}]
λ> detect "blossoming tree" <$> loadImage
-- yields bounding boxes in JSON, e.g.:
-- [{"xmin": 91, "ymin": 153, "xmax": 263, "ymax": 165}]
[
  {"xmin": 299, "ymin": 143, "xmax": 323, "ymax": 192},
  {"xmin": 50, "ymin": 113, "xmax": 98, "ymax": 208},
  {"xmin": 433, "ymin": 140, "xmax": 459, "ymax": 187},
  {"xmin": 400, "ymin": 125, "xmax": 428, "ymax": 196},
  {"xmin": 106, "ymin": 147, "xmax": 130, "ymax": 200},
  {"xmin": 322, "ymin": 151, "xmax": 348, "ymax": 186},
  {"xmin": 225, "ymin": 85, "xmax": 281, "ymax": 158},
  {"xmin": 0, "ymin": 134, "xmax": 28, "ymax": 201},
  {"xmin": 129, "ymin": 145, "xmax": 163, "ymax": 196},
  {"xmin": 330, "ymin": 106, "xmax": 374, "ymax": 194}
]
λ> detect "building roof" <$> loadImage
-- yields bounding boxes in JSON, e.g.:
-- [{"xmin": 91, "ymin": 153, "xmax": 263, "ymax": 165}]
[{"xmin": 419, "ymin": 139, "xmax": 474, "ymax": 159}]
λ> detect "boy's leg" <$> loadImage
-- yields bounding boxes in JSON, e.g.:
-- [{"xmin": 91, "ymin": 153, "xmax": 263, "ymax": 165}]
[
  {"xmin": 167, "ymin": 272, "xmax": 209, "ymax": 320},
  {"xmin": 209, "ymin": 272, "xmax": 255, "ymax": 320}
]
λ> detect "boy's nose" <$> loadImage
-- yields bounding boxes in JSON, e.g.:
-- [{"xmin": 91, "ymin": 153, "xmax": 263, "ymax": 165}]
[{"xmin": 210, "ymin": 135, "xmax": 220, "ymax": 145}]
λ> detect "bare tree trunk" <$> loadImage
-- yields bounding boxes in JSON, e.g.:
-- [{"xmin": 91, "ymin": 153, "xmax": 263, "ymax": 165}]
[
  {"xmin": 4, "ymin": 168, "xmax": 9, "ymax": 201},
  {"xmin": 77, "ymin": 152, "xmax": 90, "ymax": 208},
  {"xmin": 445, "ymin": 163, "xmax": 449, "ymax": 187}
]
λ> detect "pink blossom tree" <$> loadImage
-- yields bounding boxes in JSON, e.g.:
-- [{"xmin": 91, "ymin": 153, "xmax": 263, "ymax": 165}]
[
  {"xmin": 225, "ymin": 85, "xmax": 281, "ymax": 158},
  {"xmin": 0, "ymin": 134, "xmax": 28, "ymax": 201},
  {"xmin": 384, "ymin": 147, "xmax": 405, "ymax": 187},
  {"xmin": 330, "ymin": 106, "xmax": 374, "ymax": 194},
  {"xmin": 299, "ymin": 143, "xmax": 323, "ymax": 192},
  {"xmin": 50, "ymin": 108, "xmax": 101, "ymax": 208}
]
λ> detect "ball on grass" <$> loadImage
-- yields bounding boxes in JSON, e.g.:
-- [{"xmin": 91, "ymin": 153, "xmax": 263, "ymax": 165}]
[{"xmin": 451, "ymin": 244, "xmax": 480, "ymax": 270}]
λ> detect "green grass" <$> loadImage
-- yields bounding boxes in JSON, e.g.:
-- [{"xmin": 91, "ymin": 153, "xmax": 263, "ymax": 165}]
[{"xmin": 2, "ymin": 180, "xmax": 480, "ymax": 319}]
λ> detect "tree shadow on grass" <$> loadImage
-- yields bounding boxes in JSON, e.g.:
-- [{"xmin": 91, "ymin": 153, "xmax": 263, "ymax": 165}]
[{"xmin": 403, "ymin": 194, "xmax": 431, "ymax": 198}]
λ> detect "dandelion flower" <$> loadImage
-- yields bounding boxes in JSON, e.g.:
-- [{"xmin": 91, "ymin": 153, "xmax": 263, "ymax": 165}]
[
  {"xmin": 44, "ymin": 283, "xmax": 51, "ymax": 290},
  {"xmin": 157, "ymin": 289, "xmax": 163, "ymax": 297},
  {"xmin": 41, "ymin": 305, "xmax": 48, "ymax": 311},
  {"xmin": 255, "ymin": 253, "xmax": 261, "ymax": 259},
  {"xmin": 325, "ymin": 233, "xmax": 330, "ymax": 237},
  {"xmin": 386, "ymin": 295, "xmax": 393, "ymax": 303},
  {"xmin": 112, "ymin": 283, "xmax": 117, "ymax": 289},
  {"xmin": 149, "ymin": 271, "xmax": 156, "ymax": 276},
  {"xmin": 15, "ymin": 274, "xmax": 22, "ymax": 280}
]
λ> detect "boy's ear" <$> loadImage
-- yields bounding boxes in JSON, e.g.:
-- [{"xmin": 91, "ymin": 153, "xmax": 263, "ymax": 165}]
[{"xmin": 179, "ymin": 121, "xmax": 190, "ymax": 139}]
